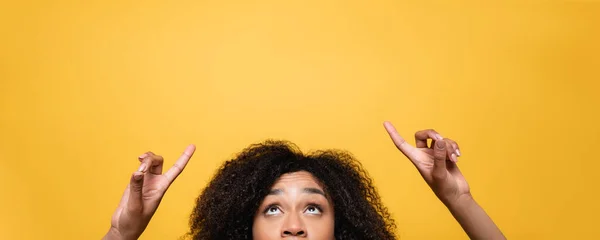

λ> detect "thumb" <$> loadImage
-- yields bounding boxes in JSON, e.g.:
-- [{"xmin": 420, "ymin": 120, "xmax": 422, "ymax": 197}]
[
  {"xmin": 432, "ymin": 140, "xmax": 448, "ymax": 181},
  {"xmin": 127, "ymin": 171, "xmax": 145, "ymax": 214}
]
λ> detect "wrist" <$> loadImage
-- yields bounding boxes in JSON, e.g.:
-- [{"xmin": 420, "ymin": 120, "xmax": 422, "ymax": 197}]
[
  {"xmin": 103, "ymin": 227, "xmax": 141, "ymax": 240},
  {"xmin": 444, "ymin": 193, "xmax": 475, "ymax": 211},
  {"xmin": 103, "ymin": 227, "xmax": 122, "ymax": 240},
  {"xmin": 442, "ymin": 193, "xmax": 506, "ymax": 240}
]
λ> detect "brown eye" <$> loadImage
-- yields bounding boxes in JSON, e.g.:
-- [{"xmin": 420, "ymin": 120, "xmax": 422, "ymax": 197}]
[
  {"xmin": 304, "ymin": 205, "xmax": 322, "ymax": 215},
  {"xmin": 264, "ymin": 205, "xmax": 282, "ymax": 216}
]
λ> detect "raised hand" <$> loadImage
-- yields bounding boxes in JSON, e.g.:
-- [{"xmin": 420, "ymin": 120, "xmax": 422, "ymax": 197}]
[
  {"xmin": 383, "ymin": 122, "xmax": 506, "ymax": 239},
  {"xmin": 104, "ymin": 145, "xmax": 196, "ymax": 240},
  {"xmin": 383, "ymin": 122, "xmax": 469, "ymax": 206}
]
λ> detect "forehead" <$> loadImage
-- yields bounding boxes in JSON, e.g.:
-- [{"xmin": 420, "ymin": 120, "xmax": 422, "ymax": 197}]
[{"xmin": 271, "ymin": 171, "xmax": 323, "ymax": 189}]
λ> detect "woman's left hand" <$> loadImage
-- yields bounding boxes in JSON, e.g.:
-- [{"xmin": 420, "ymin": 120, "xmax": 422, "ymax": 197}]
[{"xmin": 383, "ymin": 122, "xmax": 471, "ymax": 206}]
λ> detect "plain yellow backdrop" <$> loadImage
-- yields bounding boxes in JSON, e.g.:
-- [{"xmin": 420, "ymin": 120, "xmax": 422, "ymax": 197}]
[{"xmin": 1, "ymin": 1, "xmax": 599, "ymax": 239}]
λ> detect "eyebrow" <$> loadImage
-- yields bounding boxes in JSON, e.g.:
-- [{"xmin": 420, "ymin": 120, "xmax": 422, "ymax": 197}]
[{"xmin": 268, "ymin": 188, "xmax": 326, "ymax": 196}]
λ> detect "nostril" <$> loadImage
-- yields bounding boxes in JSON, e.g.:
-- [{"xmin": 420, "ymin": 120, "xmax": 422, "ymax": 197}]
[{"xmin": 283, "ymin": 230, "xmax": 305, "ymax": 236}]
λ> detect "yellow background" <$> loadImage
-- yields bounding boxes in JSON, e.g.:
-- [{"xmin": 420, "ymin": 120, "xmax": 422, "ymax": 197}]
[{"xmin": 1, "ymin": 1, "xmax": 599, "ymax": 239}]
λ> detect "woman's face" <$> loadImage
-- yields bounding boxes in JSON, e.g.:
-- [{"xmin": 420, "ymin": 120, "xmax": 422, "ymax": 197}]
[{"xmin": 252, "ymin": 171, "xmax": 335, "ymax": 239}]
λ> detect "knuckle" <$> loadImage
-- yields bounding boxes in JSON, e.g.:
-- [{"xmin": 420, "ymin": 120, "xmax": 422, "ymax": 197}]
[
  {"xmin": 171, "ymin": 164, "xmax": 183, "ymax": 172},
  {"xmin": 434, "ymin": 150, "xmax": 446, "ymax": 160},
  {"xmin": 415, "ymin": 129, "xmax": 433, "ymax": 135},
  {"xmin": 127, "ymin": 204, "xmax": 143, "ymax": 214},
  {"xmin": 131, "ymin": 186, "xmax": 143, "ymax": 194},
  {"xmin": 153, "ymin": 155, "xmax": 164, "ymax": 162},
  {"xmin": 444, "ymin": 138, "xmax": 458, "ymax": 145},
  {"xmin": 432, "ymin": 171, "xmax": 445, "ymax": 180},
  {"xmin": 395, "ymin": 138, "xmax": 407, "ymax": 146}
]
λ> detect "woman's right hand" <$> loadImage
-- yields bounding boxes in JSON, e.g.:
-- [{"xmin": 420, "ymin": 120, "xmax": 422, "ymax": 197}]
[{"xmin": 103, "ymin": 145, "xmax": 196, "ymax": 240}]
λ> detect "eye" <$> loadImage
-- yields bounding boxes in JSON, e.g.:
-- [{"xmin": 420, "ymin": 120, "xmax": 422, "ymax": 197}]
[
  {"xmin": 264, "ymin": 205, "xmax": 283, "ymax": 216},
  {"xmin": 304, "ymin": 204, "xmax": 322, "ymax": 215}
]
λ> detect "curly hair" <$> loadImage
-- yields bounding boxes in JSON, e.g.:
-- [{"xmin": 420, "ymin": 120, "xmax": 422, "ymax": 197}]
[{"xmin": 187, "ymin": 140, "xmax": 396, "ymax": 239}]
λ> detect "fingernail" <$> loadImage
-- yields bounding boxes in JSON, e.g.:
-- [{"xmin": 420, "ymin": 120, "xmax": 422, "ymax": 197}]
[
  {"xmin": 139, "ymin": 153, "xmax": 148, "ymax": 159},
  {"xmin": 435, "ymin": 134, "xmax": 443, "ymax": 140},
  {"xmin": 138, "ymin": 163, "xmax": 147, "ymax": 172},
  {"xmin": 451, "ymin": 153, "xmax": 458, "ymax": 163},
  {"xmin": 456, "ymin": 149, "xmax": 461, "ymax": 156},
  {"xmin": 435, "ymin": 140, "xmax": 445, "ymax": 149}
]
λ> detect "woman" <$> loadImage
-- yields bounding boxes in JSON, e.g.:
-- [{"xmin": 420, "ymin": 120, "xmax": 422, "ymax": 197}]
[{"xmin": 102, "ymin": 122, "xmax": 505, "ymax": 239}]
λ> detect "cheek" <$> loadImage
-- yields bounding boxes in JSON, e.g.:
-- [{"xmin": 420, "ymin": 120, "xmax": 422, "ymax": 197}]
[
  {"xmin": 305, "ymin": 215, "xmax": 335, "ymax": 239},
  {"xmin": 252, "ymin": 218, "xmax": 280, "ymax": 240}
]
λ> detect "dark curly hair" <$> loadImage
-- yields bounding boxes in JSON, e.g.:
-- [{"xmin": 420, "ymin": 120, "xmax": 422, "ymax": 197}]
[{"xmin": 187, "ymin": 140, "xmax": 396, "ymax": 239}]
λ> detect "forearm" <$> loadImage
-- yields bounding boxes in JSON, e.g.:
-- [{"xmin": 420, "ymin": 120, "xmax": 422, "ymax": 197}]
[
  {"xmin": 103, "ymin": 227, "xmax": 146, "ymax": 240},
  {"xmin": 446, "ymin": 195, "xmax": 506, "ymax": 240},
  {"xmin": 102, "ymin": 228, "xmax": 122, "ymax": 240}
]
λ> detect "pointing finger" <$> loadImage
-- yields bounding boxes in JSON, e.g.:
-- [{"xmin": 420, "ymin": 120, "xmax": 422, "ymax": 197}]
[
  {"xmin": 383, "ymin": 121, "xmax": 417, "ymax": 160},
  {"xmin": 164, "ymin": 145, "xmax": 196, "ymax": 183}
]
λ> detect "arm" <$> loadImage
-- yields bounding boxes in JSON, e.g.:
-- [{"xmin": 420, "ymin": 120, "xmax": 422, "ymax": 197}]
[
  {"xmin": 103, "ymin": 145, "xmax": 196, "ymax": 240},
  {"xmin": 383, "ymin": 122, "xmax": 505, "ymax": 240},
  {"xmin": 103, "ymin": 228, "xmax": 122, "ymax": 240},
  {"xmin": 446, "ymin": 195, "xmax": 505, "ymax": 240}
]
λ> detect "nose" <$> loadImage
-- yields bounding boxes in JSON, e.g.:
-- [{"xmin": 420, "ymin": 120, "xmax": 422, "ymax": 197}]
[
  {"xmin": 282, "ymin": 228, "xmax": 306, "ymax": 237},
  {"xmin": 281, "ymin": 214, "xmax": 307, "ymax": 237}
]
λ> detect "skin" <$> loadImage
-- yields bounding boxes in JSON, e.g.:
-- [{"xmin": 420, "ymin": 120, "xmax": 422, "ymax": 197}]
[
  {"xmin": 252, "ymin": 171, "xmax": 335, "ymax": 239},
  {"xmin": 103, "ymin": 123, "xmax": 505, "ymax": 240},
  {"xmin": 104, "ymin": 145, "xmax": 196, "ymax": 240},
  {"xmin": 383, "ymin": 122, "xmax": 505, "ymax": 239}
]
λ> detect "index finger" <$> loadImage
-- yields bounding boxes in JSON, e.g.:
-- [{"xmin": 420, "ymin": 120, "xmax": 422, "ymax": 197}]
[
  {"xmin": 383, "ymin": 121, "xmax": 417, "ymax": 159},
  {"xmin": 164, "ymin": 144, "xmax": 196, "ymax": 183}
]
